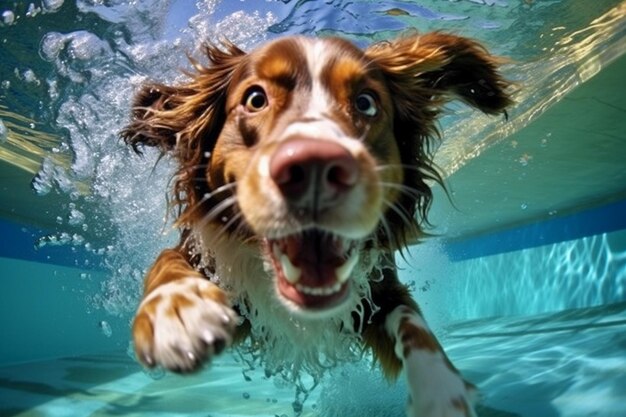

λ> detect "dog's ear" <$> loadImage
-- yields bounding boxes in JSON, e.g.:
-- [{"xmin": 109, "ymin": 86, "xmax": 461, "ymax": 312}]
[
  {"xmin": 121, "ymin": 42, "xmax": 247, "ymax": 158},
  {"xmin": 365, "ymin": 32, "xmax": 513, "ymax": 123},
  {"xmin": 366, "ymin": 33, "xmax": 513, "ymax": 248}
]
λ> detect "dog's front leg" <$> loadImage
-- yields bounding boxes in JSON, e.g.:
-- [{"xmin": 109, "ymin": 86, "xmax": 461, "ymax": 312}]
[
  {"xmin": 386, "ymin": 305, "xmax": 477, "ymax": 417},
  {"xmin": 132, "ymin": 249, "xmax": 237, "ymax": 373}
]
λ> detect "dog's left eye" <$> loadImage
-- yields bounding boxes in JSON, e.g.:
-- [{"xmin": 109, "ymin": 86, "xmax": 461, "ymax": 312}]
[
  {"xmin": 243, "ymin": 88, "xmax": 268, "ymax": 112},
  {"xmin": 354, "ymin": 92, "xmax": 378, "ymax": 117}
]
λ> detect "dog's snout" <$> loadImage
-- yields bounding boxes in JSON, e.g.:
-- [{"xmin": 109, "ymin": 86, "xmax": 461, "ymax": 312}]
[{"xmin": 269, "ymin": 138, "xmax": 358, "ymax": 207}]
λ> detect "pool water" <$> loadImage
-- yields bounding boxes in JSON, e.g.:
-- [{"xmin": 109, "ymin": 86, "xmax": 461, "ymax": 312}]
[{"xmin": 1, "ymin": 1, "xmax": 625, "ymax": 416}]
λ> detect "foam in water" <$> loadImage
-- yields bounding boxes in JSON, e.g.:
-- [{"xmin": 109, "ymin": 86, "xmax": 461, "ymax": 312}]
[{"xmin": 29, "ymin": 1, "xmax": 282, "ymax": 321}]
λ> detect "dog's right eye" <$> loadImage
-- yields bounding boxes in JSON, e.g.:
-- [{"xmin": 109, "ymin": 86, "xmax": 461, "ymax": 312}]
[{"xmin": 243, "ymin": 88, "xmax": 268, "ymax": 112}]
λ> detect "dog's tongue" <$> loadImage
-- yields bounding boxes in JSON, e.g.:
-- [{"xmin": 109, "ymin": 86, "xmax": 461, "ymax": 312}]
[{"xmin": 282, "ymin": 232, "xmax": 344, "ymax": 286}]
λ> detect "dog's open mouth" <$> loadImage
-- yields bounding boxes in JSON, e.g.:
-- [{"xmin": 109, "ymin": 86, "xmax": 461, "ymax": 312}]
[{"xmin": 266, "ymin": 229, "xmax": 358, "ymax": 310}]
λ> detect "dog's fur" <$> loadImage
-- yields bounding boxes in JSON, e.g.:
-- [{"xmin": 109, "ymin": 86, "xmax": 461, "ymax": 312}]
[{"xmin": 122, "ymin": 33, "xmax": 511, "ymax": 417}]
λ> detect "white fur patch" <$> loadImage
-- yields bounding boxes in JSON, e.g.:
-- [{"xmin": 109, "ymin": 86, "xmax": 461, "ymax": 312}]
[
  {"xmin": 140, "ymin": 276, "xmax": 237, "ymax": 371},
  {"xmin": 386, "ymin": 306, "xmax": 478, "ymax": 417}
]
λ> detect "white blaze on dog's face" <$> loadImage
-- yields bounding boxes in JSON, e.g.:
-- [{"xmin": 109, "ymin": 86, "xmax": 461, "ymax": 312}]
[{"xmin": 208, "ymin": 37, "xmax": 403, "ymax": 314}]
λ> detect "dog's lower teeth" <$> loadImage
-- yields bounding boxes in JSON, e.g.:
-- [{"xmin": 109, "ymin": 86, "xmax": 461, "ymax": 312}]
[{"xmin": 295, "ymin": 282, "xmax": 342, "ymax": 296}]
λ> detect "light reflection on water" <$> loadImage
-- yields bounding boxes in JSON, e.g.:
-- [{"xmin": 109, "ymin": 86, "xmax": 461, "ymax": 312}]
[
  {"xmin": 444, "ymin": 302, "xmax": 626, "ymax": 417},
  {"xmin": 399, "ymin": 229, "xmax": 626, "ymax": 324}
]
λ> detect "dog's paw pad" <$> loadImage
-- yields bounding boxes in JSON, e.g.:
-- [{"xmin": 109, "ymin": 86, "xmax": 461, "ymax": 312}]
[{"xmin": 132, "ymin": 277, "xmax": 238, "ymax": 373}]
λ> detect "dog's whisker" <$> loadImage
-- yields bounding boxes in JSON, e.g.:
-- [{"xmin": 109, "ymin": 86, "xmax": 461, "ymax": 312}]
[
  {"xmin": 208, "ymin": 211, "xmax": 246, "ymax": 246},
  {"xmin": 381, "ymin": 197, "xmax": 419, "ymax": 230},
  {"xmin": 177, "ymin": 183, "xmax": 238, "ymax": 226},
  {"xmin": 379, "ymin": 181, "xmax": 428, "ymax": 200},
  {"xmin": 195, "ymin": 196, "xmax": 238, "ymax": 231}
]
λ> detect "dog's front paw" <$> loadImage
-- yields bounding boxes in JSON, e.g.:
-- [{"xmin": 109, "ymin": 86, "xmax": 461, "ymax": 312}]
[
  {"xmin": 132, "ymin": 277, "xmax": 237, "ymax": 373},
  {"xmin": 405, "ymin": 355, "xmax": 478, "ymax": 417}
]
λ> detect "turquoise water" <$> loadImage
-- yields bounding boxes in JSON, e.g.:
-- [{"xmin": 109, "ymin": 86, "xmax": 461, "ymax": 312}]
[{"xmin": 1, "ymin": 1, "xmax": 625, "ymax": 416}]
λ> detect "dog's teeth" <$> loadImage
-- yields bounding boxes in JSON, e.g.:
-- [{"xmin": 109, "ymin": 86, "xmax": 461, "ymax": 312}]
[
  {"xmin": 280, "ymin": 253, "xmax": 301, "ymax": 284},
  {"xmin": 336, "ymin": 250, "xmax": 358, "ymax": 283},
  {"xmin": 295, "ymin": 282, "xmax": 343, "ymax": 296}
]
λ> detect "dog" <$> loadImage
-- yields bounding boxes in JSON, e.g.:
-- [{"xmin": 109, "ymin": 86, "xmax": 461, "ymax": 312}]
[{"xmin": 122, "ymin": 32, "xmax": 511, "ymax": 417}]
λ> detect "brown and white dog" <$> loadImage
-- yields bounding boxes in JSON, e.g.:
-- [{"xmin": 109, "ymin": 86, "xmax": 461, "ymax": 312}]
[{"xmin": 123, "ymin": 32, "xmax": 511, "ymax": 417}]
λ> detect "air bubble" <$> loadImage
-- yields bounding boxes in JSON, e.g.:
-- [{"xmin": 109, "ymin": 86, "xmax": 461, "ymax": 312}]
[
  {"xmin": 68, "ymin": 208, "xmax": 86, "ymax": 226},
  {"xmin": 0, "ymin": 119, "xmax": 7, "ymax": 143},
  {"xmin": 2, "ymin": 10, "xmax": 15, "ymax": 25},
  {"xmin": 518, "ymin": 153, "xmax": 532, "ymax": 166},
  {"xmin": 42, "ymin": 0, "xmax": 64, "ymax": 13},
  {"xmin": 99, "ymin": 320, "xmax": 112, "ymax": 337},
  {"xmin": 143, "ymin": 366, "xmax": 166, "ymax": 380},
  {"xmin": 521, "ymin": 203, "xmax": 528, "ymax": 210},
  {"xmin": 23, "ymin": 69, "xmax": 40, "ymax": 85},
  {"xmin": 26, "ymin": 3, "xmax": 41, "ymax": 17}
]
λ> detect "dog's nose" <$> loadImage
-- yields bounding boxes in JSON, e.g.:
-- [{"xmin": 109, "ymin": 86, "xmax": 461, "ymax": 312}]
[{"xmin": 269, "ymin": 138, "xmax": 359, "ymax": 208}]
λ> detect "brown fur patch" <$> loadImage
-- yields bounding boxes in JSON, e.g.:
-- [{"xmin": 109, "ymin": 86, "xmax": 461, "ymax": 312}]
[{"xmin": 399, "ymin": 318, "xmax": 439, "ymax": 357}]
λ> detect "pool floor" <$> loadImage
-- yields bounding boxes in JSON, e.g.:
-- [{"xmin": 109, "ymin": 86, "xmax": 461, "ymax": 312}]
[{"xmin": 1, "ymin": 302, "xmax": 625, "ymax": 417}]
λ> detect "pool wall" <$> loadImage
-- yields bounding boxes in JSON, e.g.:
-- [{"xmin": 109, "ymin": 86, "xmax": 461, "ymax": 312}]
[
  {"xmin": 400, "ymin": 202, "xmax": 626, "ymax": 328},
  {"xmin": 0, "ymin": 219, "xmax": 128, "ymax": 367}
]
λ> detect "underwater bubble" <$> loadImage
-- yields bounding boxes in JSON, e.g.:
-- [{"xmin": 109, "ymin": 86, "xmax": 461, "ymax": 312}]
[
  {"xmin": 23, "ymin": 69, "xmax": 40, "ymax": 85},
  {"xmin": 242, "ymin": 392, "xmax": 250, "ymax": 399},
  {"xmin": 68, "ymin": 208, "xmax": 86, "ymax": 226},
  {"xmin": 521, "ymin": 203, "xmax": 528, "ymax": 210},
  {"xmin": 518, "ymin": 153, "xmax": 532, "ymax": 166},
  {"xmin": 143, "ymin": 366, "xmax": 166, "ymax": 380},
  {"xmin": 26, "ymin": 3, "xmax": 41, "ymax": 18},
  {"xmin": 40, "ymin": 32, "xmax": 65, "ymax": 61},
  {"xmin": 0, "ymin": 119, "xmax": 7, "ymax": 143},
  {"xmin": 2, "ymin": 10, "xmax": 15, "ymax": 25},
  {"xmin": 42, "ymin": 0, "xmax": 64, "ymax": 13},
  {"xmin": 1, "ymin": 80, "xmax": 9, "ymax": 89},
  {"xmin": 79, "ymin": 272, "xmax": 89, "ymax": 279},
  {"xmin": 99, "ymin": 320, "xmax": 112, "ymax": 337}
]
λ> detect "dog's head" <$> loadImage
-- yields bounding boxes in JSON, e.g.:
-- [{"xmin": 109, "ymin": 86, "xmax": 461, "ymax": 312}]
[{"xmin": 123, "ymin": 34, "xmax": 511, "ymax": 315}]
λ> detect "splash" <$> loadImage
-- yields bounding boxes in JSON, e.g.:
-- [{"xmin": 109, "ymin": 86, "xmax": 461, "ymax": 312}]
[{"xmin": 24, "ymin": 1, "xmax": 278, "ymax": 318}]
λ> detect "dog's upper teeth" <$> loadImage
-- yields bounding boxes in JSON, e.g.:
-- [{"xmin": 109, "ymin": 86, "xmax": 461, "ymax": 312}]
[
  {"xmin": 280, "ymin": 253, "xmax": 301, "ymax": 284},
  {"xmin": 336, "ymin": 249, "xmax": 358, "ymax": 284}
]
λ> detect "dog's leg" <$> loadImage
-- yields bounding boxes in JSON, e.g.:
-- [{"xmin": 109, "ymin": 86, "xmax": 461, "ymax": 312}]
[
  {"xmin": 132, "ymin": 249, "xmax": 237, "ymax": 372},
  {"xmin": 386, "ymin": 305, "xmax": 477, "ymax": 417}
]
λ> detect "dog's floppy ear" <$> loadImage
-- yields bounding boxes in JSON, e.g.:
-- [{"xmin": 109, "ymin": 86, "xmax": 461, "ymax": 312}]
[
  {"xmin": 365, "ymin": 32, "xmax": 513, "ymax": 122},
  {"xmin": 121, "ymin": 42, "xmax": 247, "ymax": 158}
]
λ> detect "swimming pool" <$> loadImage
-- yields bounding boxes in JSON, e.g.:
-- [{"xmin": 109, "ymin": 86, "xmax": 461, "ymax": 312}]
[{"xmin": 1, "ymin": 1, "xmax": 625, "ymax": 416}]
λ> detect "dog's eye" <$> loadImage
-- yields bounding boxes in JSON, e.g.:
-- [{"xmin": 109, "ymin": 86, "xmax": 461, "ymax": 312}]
[
  {"xmin": 354, "ymin": 92, "xmax": 378, "ymax": 117},
  {"xmin": 243, "ymin": 88, "xmax": 268, "ymax": 112}
]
